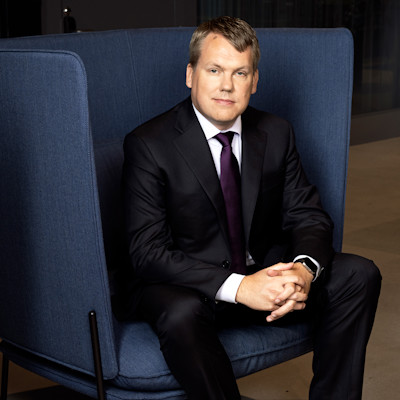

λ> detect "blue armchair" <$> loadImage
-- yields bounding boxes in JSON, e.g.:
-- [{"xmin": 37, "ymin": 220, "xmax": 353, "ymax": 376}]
[{"xmin": 0, "ymin": 27, "xmax": 353, "ymax": 399}]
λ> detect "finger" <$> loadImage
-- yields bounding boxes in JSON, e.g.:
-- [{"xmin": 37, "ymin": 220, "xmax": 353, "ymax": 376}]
[
  {"xmin": 266, "ymin": 268, "xmax": 281, "ymax": 277},
  {"xmin": 287, "ymin": 291, "xmax": 308, "ymax": 302},
  {"xmin": 275, "ymin": 294, "xmax": 307, "ymax": 307},
  {"xmin": 278, "ymin": 289, "xmax": 308, "ymax": 307},
  {"xmin": 281, "ymin": 274, "xmax": 306, "ymax": 288},
  {"xmin": 267, "ymin": 297, "xmax": 308, "ymax": 322},
  {"xmin": 266, "ymin": 271, "xmax": 306, "ymax": 289},
  {"xmin": 292, "ymin": 301, "xmax": 307, "ymax": 311},
  {"xmin": 267, "ymin": 262, "xmax": 294, "ymax": 274},
  {"xmin": 274, "ymin": 283, "xmax": 297, "ymax": 304},
  {"xmin": 267, "ymin": 299, "xmax": 297, "ymax": 322}
]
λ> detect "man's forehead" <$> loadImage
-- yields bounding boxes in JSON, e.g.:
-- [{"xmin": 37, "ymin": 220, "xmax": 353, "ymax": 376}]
[{"xmin": 199, "ymin": 34, "xmax": 253, "ymax": 67}]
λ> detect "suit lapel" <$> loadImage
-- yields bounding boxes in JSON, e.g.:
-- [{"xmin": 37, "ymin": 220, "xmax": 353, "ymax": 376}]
[
  {"xmin": 241, "ymin": 124, "xmax": 268, "ymax": 244},
  {"xmin": 172, "ymin": 100, "xmax": 230, "ymax": 244},
  {"xmin": 172, "ymin": 100, "xmax": 268, "ymax": 249}
]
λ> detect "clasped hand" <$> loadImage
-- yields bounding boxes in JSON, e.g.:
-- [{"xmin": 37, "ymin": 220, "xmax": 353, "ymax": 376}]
[{"xmin": 235, "ymin": 262, "xmax": 313, "ymax": 323}]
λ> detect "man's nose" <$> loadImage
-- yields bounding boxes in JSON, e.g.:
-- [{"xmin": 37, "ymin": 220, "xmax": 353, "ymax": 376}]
[{"xmin": 220, "ymin": 73, "xmax": 233, "ymax": 91}]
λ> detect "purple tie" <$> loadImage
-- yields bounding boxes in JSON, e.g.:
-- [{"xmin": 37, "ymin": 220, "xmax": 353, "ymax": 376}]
[{"xmin": 215, "ymin": 132, "xmax": 246, "ymax": 274}]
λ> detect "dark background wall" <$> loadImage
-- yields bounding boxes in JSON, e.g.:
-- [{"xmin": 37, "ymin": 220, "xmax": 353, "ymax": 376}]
[
  {"xmin": 42, "ymin": 0, "xmax": 197, "ymax": 34},
  {"xmin": 0, "ymin": 1, "xmax": 197, "ymax": 36},
  {"xmin": 1, "ymin": 0, "xmax": 42, "ymax": 37}
]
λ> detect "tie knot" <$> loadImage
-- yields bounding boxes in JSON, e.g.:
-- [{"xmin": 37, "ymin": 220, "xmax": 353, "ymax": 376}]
[{"xmin": 215, "ymin": 131, "xmax": 235, "ymax": 147}]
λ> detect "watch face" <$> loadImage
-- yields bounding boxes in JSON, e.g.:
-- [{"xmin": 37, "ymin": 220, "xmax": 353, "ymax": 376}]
[
  {"xmin": 306, "ymin": 260, "xmax": 317, "ymax": 273},
  {"xmin": 299, "ymin": 258, "xmax": 317, "ymax": 274}
]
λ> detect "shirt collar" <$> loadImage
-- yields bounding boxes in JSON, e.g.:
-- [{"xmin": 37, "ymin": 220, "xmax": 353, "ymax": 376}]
[{"xmin": 192, "ymin": 104, "xmax": 242, "ymax": 141}]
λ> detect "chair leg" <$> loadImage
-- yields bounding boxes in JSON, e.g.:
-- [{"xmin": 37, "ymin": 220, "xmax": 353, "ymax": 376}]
[
  {"xmin": 1, "ymin": 355, "xmax": 9, "ymax": 400},
  {"xmin": 89, "ymin": 311, "xmax": 106, "ymax": 400}
]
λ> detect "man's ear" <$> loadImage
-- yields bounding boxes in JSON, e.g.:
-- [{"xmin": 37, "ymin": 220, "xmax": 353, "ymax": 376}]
[
  {"xmin": 186, "ymin": 63, "xmax": 193, "ymax": 89},
  {"xmin": 251, "ymin": 69, "xmax": 259, "ymax": 94}
]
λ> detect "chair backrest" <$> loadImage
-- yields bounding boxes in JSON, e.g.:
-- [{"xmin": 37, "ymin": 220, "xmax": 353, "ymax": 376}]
[
  {"xmin": 0, "ymin": 50, "xmax": 118, "ymax": 379},
  {"xmin": 252, "ymin": 29, "xmax": 353, "ymax": 252},
  {"xmin": 0, "ymin": 28, "xmax": 353, "ymax": 251},
  {"xmin": 0, "ymin": 27, "xmax": 353, "ymax": 378}
]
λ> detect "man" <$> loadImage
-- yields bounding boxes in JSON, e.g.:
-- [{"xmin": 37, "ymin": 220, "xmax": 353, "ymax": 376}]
[{"xmin": 122, "ymin": 16, "xmax": 381, "ymax": 400}]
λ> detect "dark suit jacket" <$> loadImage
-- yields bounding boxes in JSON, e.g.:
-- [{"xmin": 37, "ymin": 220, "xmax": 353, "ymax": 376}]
[{"xmin": 122, "ymin": 97, "xmax": 334, "ymax": 307}]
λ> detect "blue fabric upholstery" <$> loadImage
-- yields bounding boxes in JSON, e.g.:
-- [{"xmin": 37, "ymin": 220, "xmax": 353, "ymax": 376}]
[
  {"xmin": 0, "ymin": 27, "xmax": 353, "ymax": 399},
  {"xmin": 112, "ymin": 321, "xmax": 312, "ymax": 391},
  {"xmin": 0, "ymin": 50, "xmax": 118, "ymax": 380}
]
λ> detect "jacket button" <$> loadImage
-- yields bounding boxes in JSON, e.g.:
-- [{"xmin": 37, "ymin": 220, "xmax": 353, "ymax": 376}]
[{"xmin": 221, "ymin": 260, "xmax": 231, "ymax": 269}]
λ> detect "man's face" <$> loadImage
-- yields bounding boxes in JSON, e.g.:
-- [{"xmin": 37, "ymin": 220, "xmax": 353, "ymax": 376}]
[{"xmin": 186, "ymin": 33, "xmax": 259, "ymax": 131}]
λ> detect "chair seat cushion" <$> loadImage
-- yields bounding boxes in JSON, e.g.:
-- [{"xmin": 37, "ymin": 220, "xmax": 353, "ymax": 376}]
[{"xmin": 112, "ymin": 320, "xmax": 313, "ymax": 391}]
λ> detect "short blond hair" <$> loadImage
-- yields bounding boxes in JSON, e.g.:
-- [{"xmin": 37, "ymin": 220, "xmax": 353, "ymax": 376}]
[{"xmin": 189, "ymin": 16, "xmax": 260, "ymax": 72}]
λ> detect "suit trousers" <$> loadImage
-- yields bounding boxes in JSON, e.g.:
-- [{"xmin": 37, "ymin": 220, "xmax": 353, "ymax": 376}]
[{"xmin": 136, "ymin": 253, "xmax": 381, "ymax": 400}]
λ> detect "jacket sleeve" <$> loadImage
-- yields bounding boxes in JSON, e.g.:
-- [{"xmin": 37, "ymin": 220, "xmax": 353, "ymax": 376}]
[
  {"xmin": 281, "ymin": 124, "xmax": 335, "ymax": 268},
  {"xmin": 122, "ymin": 132, "xmax": 231, "ymax": 299}
]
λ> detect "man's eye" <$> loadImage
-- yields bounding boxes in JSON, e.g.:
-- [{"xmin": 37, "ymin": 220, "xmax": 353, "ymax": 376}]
[
  {"xmin": 237, "ymin": 71, "xmax": 247, "ymax": 77},
  {"xmin": 210, "ymin": 69, "xmax": 218, "ymax": 73}
]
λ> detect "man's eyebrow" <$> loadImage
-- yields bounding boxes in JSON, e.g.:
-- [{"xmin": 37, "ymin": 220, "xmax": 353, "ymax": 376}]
[
  {"xmin": 205, "ymin": 63, "xmax": 252, "ymax": 71},
  {"xmin": 235, "ymin": 65, "xmax": 251, "ymax": 71},
  {"xmin": 205, "ymin": 63, "xmax": 222, "ymax": 69}
]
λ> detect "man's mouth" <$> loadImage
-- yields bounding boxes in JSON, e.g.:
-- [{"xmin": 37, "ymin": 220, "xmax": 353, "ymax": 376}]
[{"xmin": 214, "ymin": 98, "xmax": 235, "ymax": 105}]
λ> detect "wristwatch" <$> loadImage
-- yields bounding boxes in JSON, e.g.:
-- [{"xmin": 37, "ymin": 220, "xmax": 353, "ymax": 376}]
[{"xmin": 296, "ymin": 257, "xmax": 320, "ymax": 281}]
